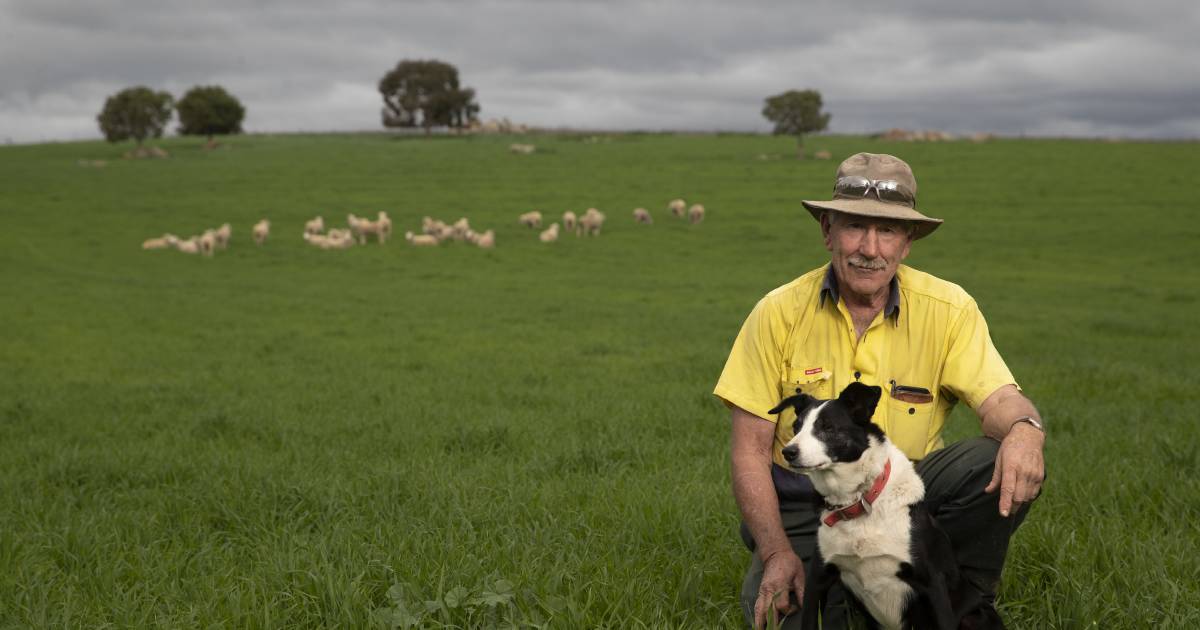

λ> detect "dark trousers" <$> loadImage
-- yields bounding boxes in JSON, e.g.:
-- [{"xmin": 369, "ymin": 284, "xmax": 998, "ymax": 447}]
[{"xmin": 739, "ymin": 437, "xmax": 1033, "ymax": 629}]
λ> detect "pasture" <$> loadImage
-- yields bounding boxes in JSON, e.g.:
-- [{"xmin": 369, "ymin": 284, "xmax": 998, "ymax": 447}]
[{"xmin": 0, "ymin": 132, "xmax": 1196, "ymax": 628}]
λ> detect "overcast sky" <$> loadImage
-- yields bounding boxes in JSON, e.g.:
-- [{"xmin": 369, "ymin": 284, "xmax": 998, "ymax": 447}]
[{"xmin": 2, "ymin": 0, "xmax": 1198, "ymax": 144}]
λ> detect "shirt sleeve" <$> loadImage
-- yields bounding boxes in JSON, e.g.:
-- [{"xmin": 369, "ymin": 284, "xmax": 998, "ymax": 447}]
[
  {"xmin": 939, "ymin": 298, "xmax": 1018, "ymax": 410},
  {"xmin": 713, "ymin": 296, "xmax": 789, "ymax": 422}
]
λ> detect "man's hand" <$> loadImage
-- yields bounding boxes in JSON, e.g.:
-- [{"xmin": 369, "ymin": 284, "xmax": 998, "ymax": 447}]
[
  {"xmin": 985, "ymin": 422, "xmax": 1045, "ymax": 516},
  {"xmin": 754, "ymin": 549, "xmax": 805, "ymax": 629}
]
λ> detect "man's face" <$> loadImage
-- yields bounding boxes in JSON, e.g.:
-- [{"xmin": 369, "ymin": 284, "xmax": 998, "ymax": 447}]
[{"xmin": 821, "ymin": 212, "xmax": 913, "ymax": 302}]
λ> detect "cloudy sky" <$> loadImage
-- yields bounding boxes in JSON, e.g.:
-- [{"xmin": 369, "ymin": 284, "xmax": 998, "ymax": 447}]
[{"xmin": 2, "ymin": 0, "xmax": 1198, "ymax": 144}]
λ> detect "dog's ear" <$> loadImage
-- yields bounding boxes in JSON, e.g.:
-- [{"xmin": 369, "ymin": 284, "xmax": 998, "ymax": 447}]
[
  {"xmin": 768, "ymin": 389, "xmax": 813, "ymax": 417},
  {"xmin": 837, "ymin": 383, "xmax": 882, "ymax": 423}
]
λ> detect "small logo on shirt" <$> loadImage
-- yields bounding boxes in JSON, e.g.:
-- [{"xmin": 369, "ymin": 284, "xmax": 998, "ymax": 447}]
[{"xmin": 804, "ymin": 367, "xmax": 823, "ymax": 376}]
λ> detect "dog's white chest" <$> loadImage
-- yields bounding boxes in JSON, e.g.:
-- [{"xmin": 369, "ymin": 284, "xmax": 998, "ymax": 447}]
[{"xmin": 819, "ymin": 509, "xmax": 915, "ymax": 629}]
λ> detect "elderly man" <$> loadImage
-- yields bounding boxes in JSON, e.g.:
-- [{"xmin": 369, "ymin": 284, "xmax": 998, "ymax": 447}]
[{"xmin": 714, "ymin": 153, "xmax": 1045, "ymax": 629}]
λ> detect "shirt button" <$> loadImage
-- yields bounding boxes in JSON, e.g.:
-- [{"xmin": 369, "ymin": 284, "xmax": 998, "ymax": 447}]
[
  {"xmin": 854, "ymin": 371, "xmax": 861, "ymax": 380},
  {"xmin": 908, "ymin": 407, "xmax": 916, "ymax": 415}
]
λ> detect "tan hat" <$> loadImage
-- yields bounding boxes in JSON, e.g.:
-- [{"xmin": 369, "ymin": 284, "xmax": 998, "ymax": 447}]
[{"xmin": 802, "ymin": 152, "xmax": 943, "ymax": 240}]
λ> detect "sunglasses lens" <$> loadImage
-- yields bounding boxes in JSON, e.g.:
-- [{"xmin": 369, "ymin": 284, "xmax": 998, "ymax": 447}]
[
  {"xmin": 875, "ymin": 183, "xmax": 913, "ymax": 204},
  {"xmin": 835, "ymin": 176, "xmax": 872, "ymax": 196}
]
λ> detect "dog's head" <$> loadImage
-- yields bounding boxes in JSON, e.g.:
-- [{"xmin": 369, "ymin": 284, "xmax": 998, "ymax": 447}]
[{"xmin": 769, "ymin": 382, "xmax": 884, "ymax": 472}]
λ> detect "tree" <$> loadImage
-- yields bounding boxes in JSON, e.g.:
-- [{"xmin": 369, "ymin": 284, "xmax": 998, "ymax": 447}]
[
  {"xmin": 762, "ymin": 89, "xmax": 831, "ymax": 158},
  {"xmin": 97, "ymin": 86, "xmax": 174, "ymax": 146},
  {"xmin": 378, "ymin": 60, "xmax": 480, "ymax": 134},
  {"xmin": 176, "ymin": 85, "xmax": 245, "ymax": 141}
]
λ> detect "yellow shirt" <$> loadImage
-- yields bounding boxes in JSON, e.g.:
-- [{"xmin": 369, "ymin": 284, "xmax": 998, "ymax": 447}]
[{"xmin": 714, "ymin": 263, "xmax": 1017, "ymax": 463}]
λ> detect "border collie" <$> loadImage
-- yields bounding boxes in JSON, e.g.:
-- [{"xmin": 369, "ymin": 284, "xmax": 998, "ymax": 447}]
[{"xmin": 769, "ymin": 382, "xmax": 1002, "ymax": 630}]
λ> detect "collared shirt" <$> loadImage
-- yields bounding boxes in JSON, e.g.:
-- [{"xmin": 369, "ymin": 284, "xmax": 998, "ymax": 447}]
[
  {"xmin": 714, "ymin": 263, "xmax": 1017, "ymax": 468},
  {"xmin": 819, "ymin": 264, "xmax": 901, "ymax": 321}
]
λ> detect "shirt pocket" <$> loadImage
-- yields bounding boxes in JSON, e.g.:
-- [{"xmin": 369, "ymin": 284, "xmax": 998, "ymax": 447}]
[
  {"xmin": 773, "ymin": 368, "xmax": 834, "ymax": 455},
  {"xmin": 885, "ymin": 393, "xmax": 937, "ymax": 460}
]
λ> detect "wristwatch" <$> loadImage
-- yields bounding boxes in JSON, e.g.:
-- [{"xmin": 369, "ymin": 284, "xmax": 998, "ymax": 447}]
[{"xmin": 1011, "ymin": 415, "xmax": 1044, "ymax": 433}]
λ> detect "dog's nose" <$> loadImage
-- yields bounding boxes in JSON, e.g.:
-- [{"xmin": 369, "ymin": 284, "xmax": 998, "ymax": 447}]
[{"xmin": 782, "ymin": 445, "xmax": 798, "ymax": 462}]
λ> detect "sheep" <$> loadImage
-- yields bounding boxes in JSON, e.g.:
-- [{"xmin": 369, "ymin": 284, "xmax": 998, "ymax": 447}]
[
  {"xmin": 688, "ymin": 203, "xmax": 705, "ymax": 224},
  {"xmin": 214, "ymin": 223, "xmax": 232, "ymax": 249},
  {"xmin": 475, "ymin": 229, "xmax": 495, "ymax": 249},
  {"xmin": 519, "ymin": 210, "xmax": 543, "ymax": 228},
  {"xmin": 578, "ymin": 208, "xmax": 606, "ymax": 236},
  {"xmin": 434, "ymin": 224, "xmax": 455, "ymax": 242},
  {"xmin": 562, "ymin": 211, "xmax": 577, "ymax": 231},
  {"xmin": 375, "ymin": 211, "xmax": 392, "ymax": 243},
  {"xmin": 668, "ymin": 198, "xmax": 686, "ymax": 218},
  {"xmin": 174, "ymin": 237, "xmax": 201, "ymax": 254},
  {"xmin": 142, "ymin": 233, "xmax": 179, "ymax": 250},
  {"xmin": 633, "ymin": 207, "xmax": 653, "ymax": 224},
  {"xmin": 303, "ymin": 231, "xmax": 354, "ymax": 250},
  {"xmin": 304, "ymin": 216, "xmax": 325, "ymax": 236},
  {"xmin": 422, "ymin": 216, "xmax": 447, "ymax": 236},
  {"xmin": 405, "ymin": 231, "xmax": 439, "ymax": 246},
  {"xmin": 813, "ymin": 150, "xmax": 833, "ymax": 160},
  {"xmin": 452, "ymin": 217, "xmax": 471, "ymax": 241},
  {"xmin": 252, "ymin": 219, "xmax": 270, "ymax": 245},
  {"xmin": 198, "ymin": 230, "xmax": 217, "ymax": 257},
  {"xmin": 539, "ymin": 222, "xmax": 560, "ymax": 243},
  {"xmin": 348, "ymin": 213, "xmax": 368, "ymax": 243},
  {"xmin": 509, "ymin": 143, "xmax": 536, "ymax": 154}
]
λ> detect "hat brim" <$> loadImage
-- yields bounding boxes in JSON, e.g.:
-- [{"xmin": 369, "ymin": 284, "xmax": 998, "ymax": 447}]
[{"xmin": 801, "ymin": 198, "xmax": 943, "ymax": 240}]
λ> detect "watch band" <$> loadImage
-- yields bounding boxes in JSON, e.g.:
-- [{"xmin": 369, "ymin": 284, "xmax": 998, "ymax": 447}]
[{"xmin": 1012, "ymin": 415, "xmax": 1044, "ymax": 433}]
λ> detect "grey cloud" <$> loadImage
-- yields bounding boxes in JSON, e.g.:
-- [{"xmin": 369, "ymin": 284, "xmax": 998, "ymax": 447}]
[{"xmin": 1, "ymin": 0, "xmax": 1198, "ymax": 143}]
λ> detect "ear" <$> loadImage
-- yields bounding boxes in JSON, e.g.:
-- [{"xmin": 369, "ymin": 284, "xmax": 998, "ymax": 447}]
[
  {"xmin": 768, "ymin": 390, "xmax": 814, "ymax": 417},
  {"xmin": 837, "ymin": 382, "xmax": 882, "ymax": 423}
]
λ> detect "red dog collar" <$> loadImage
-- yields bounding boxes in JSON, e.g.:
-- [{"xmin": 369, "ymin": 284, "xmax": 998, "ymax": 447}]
[{"xmin": 822, "ymin": 459, "xmax": 892, "ymax": 527}]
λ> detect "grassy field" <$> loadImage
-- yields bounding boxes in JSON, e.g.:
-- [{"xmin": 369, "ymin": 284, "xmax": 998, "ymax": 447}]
[{"xmin": 0, "ymin": 131, "xmax": 1197, "ymax": 629}]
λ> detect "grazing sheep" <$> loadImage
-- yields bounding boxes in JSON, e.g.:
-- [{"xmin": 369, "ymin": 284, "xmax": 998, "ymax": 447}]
[
  {"xmin": 688, "ymin": 203, "xmax": 705, "ymax": 224},
  {"xmin": 422, "ymin": 216, "xmax": 447, "ymax": 236},
  {"xmin": 509, "ymin": 143, "xmax": 536, "ymax": 154},
  {"xmin": 562, "ymin": 211, "xmax": 577, "ymax": 231},
  {"xmin": 142, "ymin": 233, "xmax": 179, "ymax": 250},
  {"xmin": 198, "ymin": 230, "xmax": 217, "ymax": 257},
  {"xmin": 304, "ymin": 216, "xmax": 325, "ymax": 236},
  {"xmin": 578, "ymin": 208, "xmax": 606, "ymax": 236},
  {"xmin": 405, "ymin": 231, "xmax": 439, "ymax": 246},
  {"xmin": 452, "ymin": 217, "xmax": 471, "ymax": 241},
  {"xmin": 175, "ymin": 237, "xmax": 201, "ymax": 254},
  {"xmin": 214, "ymin": 223, "xmax": 232, "ymax": 248},
  {"xmin": 813, "ymin": 150, "xmax": 833, "ymax": 160},
  {"xmin": 519, "ymin": 211, "xmax": 543, "ymax": 228},
  {"xmin": 539, "ymin": 223, "xmax": 560, "ymax": 243},
  {"xmin": 668, "ymin": 198, "xmax": 686, "ymax": 218},
  {"xmin": 633, "ymin": 207, "xmax": 653, "ymax": 224},
  {"xmin": 475, "ymin": 229, "xmax": 495, "ymax": 249},
  {"xmin": 252, "ymin": 219, "xmax": 270, "ymax": 245}
]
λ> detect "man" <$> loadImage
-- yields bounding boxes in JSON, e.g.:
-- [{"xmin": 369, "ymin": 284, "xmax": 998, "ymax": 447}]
[{"xmin": 714, "ymin": 153, "xmax": 1045, "ymax": 629}]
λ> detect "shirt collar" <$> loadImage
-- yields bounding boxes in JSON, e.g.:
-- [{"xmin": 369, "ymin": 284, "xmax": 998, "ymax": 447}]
[{"xmin": 819, "ymin": 263, "xmax": 901, "ymax": 321}]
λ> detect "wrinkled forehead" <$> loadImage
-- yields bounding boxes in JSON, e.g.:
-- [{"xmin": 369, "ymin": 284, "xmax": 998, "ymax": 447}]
[{"xmin": 827, "ymin": 210, "xmax": 913, "ymax": 232}]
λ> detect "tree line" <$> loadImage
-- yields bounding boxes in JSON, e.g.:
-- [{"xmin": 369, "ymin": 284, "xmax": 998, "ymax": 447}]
[{"xmin": 99, "ymin": 59, "xmax": 830, "ymax": 158}]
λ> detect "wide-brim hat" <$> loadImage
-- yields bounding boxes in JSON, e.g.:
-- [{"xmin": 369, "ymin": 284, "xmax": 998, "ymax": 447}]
[{"xmin": 802, "ymin": 152, "xmax": 943, "ymax": 240}]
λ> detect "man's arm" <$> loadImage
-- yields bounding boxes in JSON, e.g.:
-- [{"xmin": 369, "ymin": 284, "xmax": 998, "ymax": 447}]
[
  {"xmin": 731, "ymin": 405, "xmax": 806, "ymax": 629},
  {"xmin": 975, "ymin": 384, "xmax": 1046, "ymax": 517}
]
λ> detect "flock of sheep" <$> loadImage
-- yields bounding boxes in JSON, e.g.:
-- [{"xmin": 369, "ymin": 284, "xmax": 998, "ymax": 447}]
[{"xmin": 140, "ymin": 198, "xmax": 705, "ymax": 255}]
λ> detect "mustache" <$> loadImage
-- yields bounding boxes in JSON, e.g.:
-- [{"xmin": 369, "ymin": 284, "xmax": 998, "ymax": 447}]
[{"xmin": 847, "ymin": 255, "xmax": 888, "ymax": 270}]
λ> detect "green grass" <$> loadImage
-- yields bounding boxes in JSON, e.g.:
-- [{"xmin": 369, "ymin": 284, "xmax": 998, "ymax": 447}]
[{"xmin": 0, "ymin": 132, "xmax": 1197, "ymax": 628}]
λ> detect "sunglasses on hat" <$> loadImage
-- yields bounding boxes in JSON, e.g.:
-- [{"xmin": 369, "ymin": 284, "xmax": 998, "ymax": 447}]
[{"xmin": 834, "ymin": 176, "xmax": 916, "ymax": 208}]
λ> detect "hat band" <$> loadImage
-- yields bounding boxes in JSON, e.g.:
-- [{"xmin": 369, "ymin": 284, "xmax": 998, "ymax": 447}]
[{"xmin": 833, "ymin": 176, "xmax": 916, "ymax": 209}]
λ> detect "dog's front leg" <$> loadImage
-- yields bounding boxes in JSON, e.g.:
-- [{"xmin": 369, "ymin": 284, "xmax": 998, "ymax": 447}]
[{"xmin": 800, "ymin": 551, "xmax": 839, "ymax": 630}]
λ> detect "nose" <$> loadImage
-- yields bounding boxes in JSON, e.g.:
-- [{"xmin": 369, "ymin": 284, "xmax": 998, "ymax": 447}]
[
  {"xmin": 782, "ymin": 444, "xmax": 798, "ymax": 462},
  {"xmin": 860, "ymin": 227, "xmax": 880, "ymax": 258}
]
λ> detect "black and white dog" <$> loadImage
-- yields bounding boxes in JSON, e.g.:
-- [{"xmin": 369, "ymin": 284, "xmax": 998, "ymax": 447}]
[{"xmin": 769, "ymin": 382, "xmax": 1001, "ymax": 630}]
